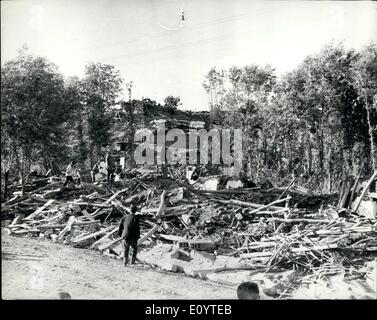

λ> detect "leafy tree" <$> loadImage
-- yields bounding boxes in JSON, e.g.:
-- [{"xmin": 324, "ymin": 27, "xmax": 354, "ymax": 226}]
[
  {"xmin": 64, "ymin": 76, "xmax": 89, "ymax": 166},
  {"xmin": 164, "ymin": 95, "xmax": 181, "ymax": 114},
  {"xmin": 352, "ymin": 42, "xmax": 377, "ymax": 170},
  {"xmin": 82, "ymin": 62, "xmax": 123, "ymax": 164},
  {"xmin": 1, "ymin": 48, "xmax": 68, "ymax": 195}
]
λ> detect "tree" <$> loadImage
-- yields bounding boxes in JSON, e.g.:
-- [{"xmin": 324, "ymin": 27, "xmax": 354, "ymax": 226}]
[
  {"xmin": 1, "ymin": 48, "xmax": 68, "ymax": 195},
  {"xmin": 203, "ymin": 67, "xmax": 226, "ymax": 124},
  {"xmin": 352, "ymin": 42, "xmax": 377, "ymax": 170},
  {"xmin": 81, "ymin": 62, "xmax": 123, "ymax": 165},
  {"xmin": 164, "ymin": 95, "xmax": 181, "ymax": 114},
  {"xmin": 64, "ymin": 76, "xmax": 89, "ymax": 166}
]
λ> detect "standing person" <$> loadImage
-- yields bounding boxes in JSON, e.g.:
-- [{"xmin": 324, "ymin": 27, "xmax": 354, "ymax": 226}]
[
  {"xmin": 105, "ymin": 151, "xmax": 115, "ymax": 183},
  {"xmin": 118, "ymin": 205, "xmax": 140, "ymax": 266},
  {"xmin": 63, "ymin": 160, "xmax": 76, "ymax": 186},
  {"xmin": 75, "ymin": 164, "xmax": 81, "ymax": 185},
  {"xmin": 91, "ymin": 160, "xmax": 100, "ymax": 183}
]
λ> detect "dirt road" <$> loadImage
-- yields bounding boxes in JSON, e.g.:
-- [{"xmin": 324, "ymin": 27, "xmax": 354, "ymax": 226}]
[{"xmin": 1, "ymin": 232, "xmax": 236, "ymax": 299}]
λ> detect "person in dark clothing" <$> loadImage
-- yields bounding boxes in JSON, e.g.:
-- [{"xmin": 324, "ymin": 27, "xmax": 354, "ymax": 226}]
[
  {"xmin": 105, "ymin": 152, "xmax": 115, "ymax": 183},
  {"xmin": 118, "ymin": 205, "xmax": 140, "ymax": 266}
]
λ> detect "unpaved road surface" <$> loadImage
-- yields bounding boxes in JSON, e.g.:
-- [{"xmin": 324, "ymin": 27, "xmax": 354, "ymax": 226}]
[{"xmin": 2, "ymin": 232, "xmax": 236, "ymax": 299}]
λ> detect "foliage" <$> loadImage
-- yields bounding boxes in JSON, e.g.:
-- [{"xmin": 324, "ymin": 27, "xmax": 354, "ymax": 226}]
[
  {"xmin": 81, "ymin": 62, "xmax": 123, "ymax": 162},
  {"xmin": 1, "ymin": 48, "xmax": 69, "ymax": 190},
  {"xmin": 164, "ymin": 95, "xmax": 181, "ymax": 114},
  {"xmin": 203, "ymin": 43, "xmax": 377, "ymax": 193}
]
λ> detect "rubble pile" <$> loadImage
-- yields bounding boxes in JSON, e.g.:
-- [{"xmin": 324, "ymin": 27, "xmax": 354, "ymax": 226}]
[{"xmin": 1, "ymin": 168, "xmax": 376, "ymax": 299}]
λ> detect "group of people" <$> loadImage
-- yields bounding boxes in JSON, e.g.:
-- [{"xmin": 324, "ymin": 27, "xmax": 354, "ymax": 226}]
[
  {"xmin": 91, "ymin": 152, "xmax": 116, "ymax": 183},
  {"xmin": 63, "ymin": 152, "xmax": 118, "ymax": 187}
]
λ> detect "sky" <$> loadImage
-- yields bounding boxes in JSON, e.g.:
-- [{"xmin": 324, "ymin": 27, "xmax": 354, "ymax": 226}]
[{"xmin": 1, "ymin": 0, "xmax": 377, "ymax": 110}]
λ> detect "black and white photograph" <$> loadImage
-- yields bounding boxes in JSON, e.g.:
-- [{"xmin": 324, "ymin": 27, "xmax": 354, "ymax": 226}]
[{"xmin": 1, "ymin": 0, "xmax": 376, "ymax": 302}]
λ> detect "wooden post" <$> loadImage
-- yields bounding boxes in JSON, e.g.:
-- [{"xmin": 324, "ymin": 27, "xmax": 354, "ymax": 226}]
[{"xmin": 354, "ymin": 171, "xmax": 377, "ymax": 212}]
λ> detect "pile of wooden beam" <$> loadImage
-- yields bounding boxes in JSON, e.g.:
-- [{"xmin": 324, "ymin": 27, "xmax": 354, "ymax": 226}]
[{"xmin": 1, "ymin": 168, "xmax": 376, "ymax": 296}]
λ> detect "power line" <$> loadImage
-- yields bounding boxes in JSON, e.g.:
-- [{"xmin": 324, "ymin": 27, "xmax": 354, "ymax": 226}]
[
  {"xmin": 98, "ymin": 3, "xmax": 299, "ymax": 65},
  {"xmin": 60, "ymin": 5, "xmax": 276, "ymax": 55}
]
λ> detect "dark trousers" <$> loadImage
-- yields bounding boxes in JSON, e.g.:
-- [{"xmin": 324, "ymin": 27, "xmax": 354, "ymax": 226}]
[
  {"xmin": 63, "ymin": 176, "xmax": 74, "ymax": 186},
  {"xmin": 107, "ymin": 170, "xmax": 114, "ymax": 183},
  {"xmin": 122, "ymin": 238, "xmax": 138, "ymax": 265}
]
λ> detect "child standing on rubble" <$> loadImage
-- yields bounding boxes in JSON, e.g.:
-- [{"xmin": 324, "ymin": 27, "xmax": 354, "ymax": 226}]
[{"xmin": 63, "ymin": 160, "xmax": 77, "ymax": 186}]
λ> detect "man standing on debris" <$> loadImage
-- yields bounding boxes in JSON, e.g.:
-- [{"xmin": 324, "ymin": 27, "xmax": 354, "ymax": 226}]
[
  {"xmin": 105, "ymin": 151, "xmax": 115, "ymax": 183},
  {"xmin": 118, "ymin": 205, "xmax": 140, "ymax": 266},
  {"xmin": 63, "ymin": 160, "xmax": 76, "ymax": 186}
]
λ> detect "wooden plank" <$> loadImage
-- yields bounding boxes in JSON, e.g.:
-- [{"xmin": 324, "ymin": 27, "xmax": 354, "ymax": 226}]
[
  {"xmin": 267, "ymin": 218, "xmax": 331, "ymax": 224},
  {"xmin": 66, "ymin": 202, "xmax": 112, "ymax": 208},
  {"xmin": 57, "ymin": 216, "xmax": 76, "ymax": 242},
  {"xmin": 195, "ymin": 188, "xmax": 259, "ymax": 195},
  {"xmin": 138, "ymin": 224, "xmax": 160, "ymax": 245},
  {"xmin": 24, "ymin": 199, "xmax": 55, "ymax": 220},
  {"xmin": 354, "ymin": 171, "xmax": 377, "ymax": 212},
  {"xmin": 98, "ymin": 238, "xmax": 122, "ymax": 251},
  {"xmin": 71, "ymin": 225, "xmax": 114, "ymax": 244},
  {"xmin": 241, "ymin": 244, "xmax": 338, "ymax": 258},
  {"xmin": 211, "ymin": 198, "xmax": 283, "ymax": 211},
  {"xmin": 348, "ymin": 163, "xmax": 365, "ymax": 209},
  {"xmin": 37, "ymin": 220, "xmax": 100, "ymax": 230},
  {"xmin": 249, "ymin": 197, "xmax": 291, "ymax": 215},
  {"xmin": 81, "ymin": 209, "xmax": 96, "ymax": 221},
  {"xmin": 91, "ymin": 226, "xmax": 119, "ymax": 249},
  {"xmin": 90, "ymin": 188, "xmax": 128, "ymax": 217},
  {"xmin": 10, "ymin": 216, "xmax": 22, "ymax": 226}
]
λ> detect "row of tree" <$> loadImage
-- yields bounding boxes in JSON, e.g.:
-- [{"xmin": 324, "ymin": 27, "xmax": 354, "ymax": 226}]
[
  {"xmin": 1, "ymin": 47, "xmax": 124, "ymax": 195},
  {"xmin": 1, "ymin": 47, "xmax": 183, "ymax": 197},
  {"xmin": 203, "ymin": 42, "xmax": 377, "ymax": 193}
]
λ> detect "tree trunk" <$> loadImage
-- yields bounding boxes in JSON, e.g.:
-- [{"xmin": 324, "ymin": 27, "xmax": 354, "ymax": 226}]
[
  {"xmin": 4, "ymin": 170, "xmax": 9, "ymax": 199},
  {"xmin": 365, "ymin": 103, "xmax": 377, "ymax": 170},
  {"xmin": 19, "ymin": 170, "xmax": 25, "ymax": 196}
]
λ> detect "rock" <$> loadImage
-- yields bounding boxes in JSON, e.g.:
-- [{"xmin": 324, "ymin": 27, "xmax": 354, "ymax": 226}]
[
  {"xmin": 366, "ymin": 259, "xmax": 377, "ymax": 294},
  {"xmin": 352, "ymin": 199, "xmax": 377, "ymax": 218},
  {"xmin": 203, "ymin": 179, "xmax": 219, "ymax": 191},
  {"xmin": 171, "ymin": 249, "xmax": 192, "ymax": 262},
  {"xmin": 57, "ymin": 291, "xmax": 71, "ymax": 300},
  {"xmin": 226, "ymin": 179, "xmax": 244, "ymax": 189}
]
